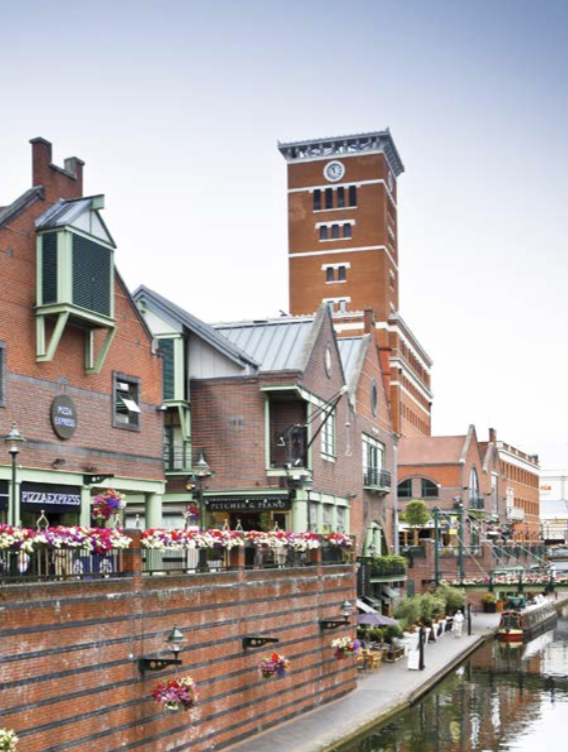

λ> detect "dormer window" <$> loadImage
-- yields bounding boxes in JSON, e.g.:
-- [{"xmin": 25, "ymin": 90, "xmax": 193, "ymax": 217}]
[
  {"xmin": 113, "ymin": 373, "xmax": 141, "ymax": 430},
  {"xmin": 35, "ymin": 195, "xmax": 116, "ymax": 373}
]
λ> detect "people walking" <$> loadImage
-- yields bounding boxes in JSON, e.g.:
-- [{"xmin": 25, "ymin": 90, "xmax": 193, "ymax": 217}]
[{"xmin": 453, "ymin": 609, "xmax": 464, "ymax": 638}]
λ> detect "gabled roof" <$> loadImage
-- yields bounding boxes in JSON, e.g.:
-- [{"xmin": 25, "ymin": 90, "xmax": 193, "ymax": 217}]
[
  {"xmin": 0, "ymin": 187, "xmax": 44, "ymax": 231},
  {"xmin": 399, "ymin": 435, "xmax": 467, "ymax": 466},
  {"xmin": 35, "ymin": 195, "xmax": 115, "ymax": 247},
  {"xmin": 214, "ymin": 315, "xmax": 316, "ymax": 373},
  {"xmin": 134, "ymin": 286, "xmax": 258, "ymax": 370},
  {"xmin": 338, "ymin": 336, "xmax": 370, "ymax": 398}
]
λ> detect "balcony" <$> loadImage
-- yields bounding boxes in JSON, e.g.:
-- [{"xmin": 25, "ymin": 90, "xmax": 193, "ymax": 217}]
[
  {"xmin": 469, "ymin": 496, "xmax": 485, "ymax": 511},
  {"xmin": 507, "ymin": 506, "xmax": 525, "ymax": 522},
  {"xmin": 363, "ymin": 467, "xmax": 392, "ymax": 493},
  {"xmin": 164, "ymin": 445, "xmax": 191, "ymax": 473}
]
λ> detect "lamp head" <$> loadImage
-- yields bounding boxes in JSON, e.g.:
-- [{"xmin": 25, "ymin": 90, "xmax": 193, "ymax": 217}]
[
  {"xmin": 193, "ymin": 451, "xmax": 211, "ymax": 478},
  {"xmin": 167, "ymin": 625, "xmax": 185, "ymax": 655},
  {"xmin": 5, "ymin": 423, "xmax": 25, "ymax": 454},
  {"xmin": 340, "ymin": 600, "xmax": 354, "ymax": 618}
]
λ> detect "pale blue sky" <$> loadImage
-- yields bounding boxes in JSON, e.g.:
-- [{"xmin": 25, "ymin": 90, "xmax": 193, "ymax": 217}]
[{"xmin": 0, "ymin": 0, "xmax": 567, "ymax": 466}]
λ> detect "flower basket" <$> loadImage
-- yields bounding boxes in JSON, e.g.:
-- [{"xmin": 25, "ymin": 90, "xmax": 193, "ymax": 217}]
[
  {"xmin": 151, "ymin": 676, "xmax": 198, "ymax": 712},
  {"xmin": 0, "ymin": 729, "xmax": 18, "ymax": 752},
  {"xmin": 259, "ymin": 653, "xmax": 290, "ymax": 679},
  {"xmin": 331, "ymin": 636, "xmax": 360, "ymax": 660},
  {"xmin": 92, "ymin": 490, "xmax": 126, "ymax": 524}
]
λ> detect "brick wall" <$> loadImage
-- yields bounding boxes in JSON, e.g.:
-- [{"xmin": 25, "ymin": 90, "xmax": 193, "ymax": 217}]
[
  {"xmin": 0, "ymin": 139, "xmax": 164, "ymax": 482},
  {"xmin": 0, "ymin": 548, "xmax": 357, "ymax": 752}
]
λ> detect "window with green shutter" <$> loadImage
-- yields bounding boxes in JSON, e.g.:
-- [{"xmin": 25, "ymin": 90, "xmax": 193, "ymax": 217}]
[
  {"xmin": 41, "ymin": 232, "xmax": 58, "ymax": 304},
  {"xmin": 72, "ymin": 234, "xmax": 112, "ymax": 317},
  {"xmin": 158, "ymin": 338, "xmax": 175, "ymax": 401}
]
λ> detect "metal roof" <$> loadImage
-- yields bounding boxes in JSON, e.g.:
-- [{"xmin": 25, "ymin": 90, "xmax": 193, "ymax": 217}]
[
  {"xmin": 0, "ymin": 187, "xmax": 43, "ymax": 230},
  {"xmin": 338, "ymin": 337, "xmax": 364, "ymax": 384},
  {"xmin": 35, "ymin": 195, "xmax": 116, "ymax": 247},
  {"xmin": 277, "ymin": 129, "xmax": 404, "ymax": 177},
  {"xmin": 214, "ymin": 317, "xmax": 316, "ymax": 373},
  {"xmin": 134, "ymin": 286, "xmax": 258, "ymax": 369}
]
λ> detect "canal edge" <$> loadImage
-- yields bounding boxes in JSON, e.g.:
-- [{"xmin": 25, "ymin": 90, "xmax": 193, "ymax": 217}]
[{"xmin": 320, "ymin": 633, "xmax": 492, "ymax": 752}]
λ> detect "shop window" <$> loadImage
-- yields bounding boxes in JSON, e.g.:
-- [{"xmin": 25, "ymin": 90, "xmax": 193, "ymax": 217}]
[{"xmin": 113, "ymin": 373, "xmax": 141, "ymax": 430}]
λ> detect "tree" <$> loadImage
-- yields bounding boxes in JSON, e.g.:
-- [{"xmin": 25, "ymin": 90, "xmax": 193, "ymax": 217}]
[{"xmin": 404, "ymin": 499, "xmax": 431, "ymax": 545}]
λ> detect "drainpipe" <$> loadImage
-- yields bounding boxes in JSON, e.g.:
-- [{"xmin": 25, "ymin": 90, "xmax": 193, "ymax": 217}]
[{"xmin": 393, "ymin": 437, "xmax": 400, "ymax": 554}]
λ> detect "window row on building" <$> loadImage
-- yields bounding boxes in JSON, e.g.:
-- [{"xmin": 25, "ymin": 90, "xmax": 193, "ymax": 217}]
[
  {"xmin": 401, "ymin": 403, "xmax": 429, "ymax": 435},
  {"xmin": 323, "ymin": 264, "xmax": 348, "ymax": 283},
  {"xmin": 319, "ymin": 223, "xmax": 352, "ymax": 241},
  {"xmin": 502, "ymin": 461, "xmax": 539, "ymax": 488},
  {"xmin": 313, "ymin": 185, "xmax": 357, "ymax": 211}
]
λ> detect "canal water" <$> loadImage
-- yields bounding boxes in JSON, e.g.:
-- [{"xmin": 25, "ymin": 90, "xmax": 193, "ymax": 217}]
[{"xmin": 338, "ymin": 608, "xmax": 568, "ymax": 751}]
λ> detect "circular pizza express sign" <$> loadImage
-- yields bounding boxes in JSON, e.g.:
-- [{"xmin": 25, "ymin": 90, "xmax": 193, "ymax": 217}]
[{"xmin": 50, "ymin": 395, "xmax": 78, "ymax": 439}]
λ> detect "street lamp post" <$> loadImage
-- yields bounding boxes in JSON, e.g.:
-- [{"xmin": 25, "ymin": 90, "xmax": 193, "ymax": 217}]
[
  {"xmin": 4, "ymin": 423, "xmax": 25, "ymax": 527},
  {"xmin": 190, "ymin": 451, "xmax": 212, "ymax": 573}
]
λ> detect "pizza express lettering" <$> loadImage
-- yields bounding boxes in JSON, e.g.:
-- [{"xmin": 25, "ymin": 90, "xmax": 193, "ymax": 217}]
[
  {"xmin": 21, "ymin": 491, "xmax": 81, "ymax": 507},
  {"xmin": 50, "ymin": 396, "xmax": 78, "ymax": 439}
]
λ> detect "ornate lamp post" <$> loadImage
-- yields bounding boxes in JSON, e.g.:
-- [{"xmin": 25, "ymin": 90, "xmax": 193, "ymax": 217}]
[
  {"xmin": 4, "ymin": 423, "xmax": 25, "ymax": 526},
  {"xmin": 189, "ymin": 451, "xmax": 212, "ymax": 573}
]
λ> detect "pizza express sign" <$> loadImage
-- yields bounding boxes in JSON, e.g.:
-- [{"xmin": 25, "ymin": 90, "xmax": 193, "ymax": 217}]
[
  {"xmin": 21, "ymin": 482, "xmax": 81, "ymax": 512},
  {"xmin": 50, "ymin": 395, "xmax": 78, "ymax": 439}
]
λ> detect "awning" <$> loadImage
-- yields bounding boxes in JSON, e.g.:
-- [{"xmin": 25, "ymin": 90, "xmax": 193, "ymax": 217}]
[
  {"xmin": 380, "ymin": 585, "xmax": 401, "ymax": 600},
  {"xmin": 363, "ymin": 595, "xmax": 383, "ymax": 610},
  {"xmin": 356, "ymin": 598, "xmax": 377, "ymax": 614}
]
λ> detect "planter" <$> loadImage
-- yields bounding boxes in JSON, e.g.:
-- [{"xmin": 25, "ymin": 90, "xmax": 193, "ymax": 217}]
[{"xmin": 483, "ymin": 602, "xmax": 497, "ymax": 613}]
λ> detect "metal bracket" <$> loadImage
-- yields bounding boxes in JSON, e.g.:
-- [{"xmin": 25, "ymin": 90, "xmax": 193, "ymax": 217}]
[
  {"xmin": 319, "ymin": 619, "xmax": 350, "ymax": 631},
  {"xmin": 83, "ymin": 473, "xmax": 115, "ymax": 486},
  {"xmin": 138, "ymin": 657, "xmax": 182, "ymax": 674},
  {"xmin": 242, "ymin": 636, "xmax": 280, "ymax": 650}
]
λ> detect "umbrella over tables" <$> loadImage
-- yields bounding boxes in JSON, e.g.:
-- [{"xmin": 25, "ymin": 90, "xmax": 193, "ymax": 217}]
[{"xmin": 357, "ymin": 612, "xmax": 399, "ymax": 627}]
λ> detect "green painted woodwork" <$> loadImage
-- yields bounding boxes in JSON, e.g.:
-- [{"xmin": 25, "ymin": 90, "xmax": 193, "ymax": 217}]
[
  {"xmin": 159, "ymin": 338, "xmax": 175, "ymax": 400},
  {"xmin": 41, "ymin": 232, "xmax": 58, "ymax": 303},
  {"xmin": 72, "ymin": 233, "xmax": 112, "ymax": 316}
]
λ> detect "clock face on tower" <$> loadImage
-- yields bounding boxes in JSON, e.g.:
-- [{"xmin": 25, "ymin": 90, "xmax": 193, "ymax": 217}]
[{"xmin": 324, "ymin": 160, "xmax": 345, "ymax": 182}]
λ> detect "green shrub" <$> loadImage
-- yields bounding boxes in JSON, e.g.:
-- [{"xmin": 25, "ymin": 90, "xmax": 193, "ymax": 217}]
[
  {"xmin": 436, "ymin": 584, "xmax": 465, "ymax": 614},
  {"xmin": 393, "ymin": 595, "xmax": 421, "ymax": 626},
  {"xmin": 481, "ymin": 592, "xmax": 497, "ymax": 604},
  {"xmin": 371, "ymin": 554, "xmax": 407, "ymax": 575}
]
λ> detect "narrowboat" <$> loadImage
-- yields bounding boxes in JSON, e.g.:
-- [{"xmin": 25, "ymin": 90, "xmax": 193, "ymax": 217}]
[{"xmin": 498, "ymin": 595, "xmax": 557, "ymax": 642}]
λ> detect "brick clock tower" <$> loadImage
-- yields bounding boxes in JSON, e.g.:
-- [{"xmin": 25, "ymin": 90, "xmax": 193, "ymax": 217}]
[{"xmin": 278, "ymin": 130, "xmax": 433, "ymax": 437}]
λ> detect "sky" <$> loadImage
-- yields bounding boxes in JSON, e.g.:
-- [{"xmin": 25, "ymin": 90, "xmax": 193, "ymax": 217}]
[{"xmin": 0, "ymin": 0, "xmax": 567, "ymax": 467}]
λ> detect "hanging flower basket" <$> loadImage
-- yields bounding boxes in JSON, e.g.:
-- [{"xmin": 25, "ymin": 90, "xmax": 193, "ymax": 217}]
[
  {"xmin": 0, "ymin": 729, "xmax": 18, "ymax": 752},
  {"xmin": 92, "ymin": 490, "xmax": 126, "ymax": 523},
  {"xmin": 151, "ymin": 676, "xmax": 198, "ymax": 712},
  {"xmin": 331, "ymin": 636, "xmax": 360, "ymax": 660},
  {"xmin": 259, "ymin": 653, "xmax": 290, "ymax": 679},
  {"xmin": 186, "ymin": 504, "xmax": 200, "ymax": 522}
]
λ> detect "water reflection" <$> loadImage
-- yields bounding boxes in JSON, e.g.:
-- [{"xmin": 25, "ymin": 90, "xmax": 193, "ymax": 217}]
[{"xmin": 339, "ymin": 608, "xmax": 568, "ymax": 752}]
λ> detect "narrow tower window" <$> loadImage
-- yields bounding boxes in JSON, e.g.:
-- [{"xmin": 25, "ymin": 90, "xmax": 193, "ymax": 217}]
[
  {"xmin": 313, "ymin": 190, "xmax": 321, "ymax": 211},
  {"xmin": 325, "ymin": 188, "xmax": 333, "ymax": 209},
  {"xmin": 337, "ymin": 266, "xmax": 346, "ymax": 281},
  {"xmin": 331, "ymin": 224, "xmax": 340, "ymax": 239},
  {"xmin": 348, "ymin": 185, "xmax": 357, "ymax": 207},
  {"xmin": 320, "ymin": 226, "xmax": 328, "ymax": 240},
  {"xmin": 343, "ymin": 224, "xmax": 352, "ymax": 239},
  {"xmin": 326, "ymin": 267, "xmax": 334, "ymax": 282},
  {"xmin": 337, "ymin": 187, "xmax": 345, "ymax": 208}
]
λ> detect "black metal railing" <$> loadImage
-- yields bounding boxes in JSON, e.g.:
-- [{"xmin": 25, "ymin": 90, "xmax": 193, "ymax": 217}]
[
  {"xmin": 469, "ymin": 496, "xmax": 485, "ymax": 511},
  {"xmin": 163, "ymin": 445, "xmax": 191, "ymax": 472},
  {"xmin": 0, "ymin": 548, "xmax": 125, "ymax": 583},
  {"xmin": 143, "ymin": 547, "xmax": 231, "ymax": 575},
  {"xmin": 363, "ymin": 467, "xmax": 392, "ymax": 491}
]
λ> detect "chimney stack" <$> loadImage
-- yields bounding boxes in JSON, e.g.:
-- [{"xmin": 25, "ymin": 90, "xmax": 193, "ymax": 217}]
[
  {"xmin": 29, "ymin": 137, "xmax": 84, "ymax": 200},
  {"xmin": 489, "ymin": 427, "xmax": 497, "ymax": 444}
]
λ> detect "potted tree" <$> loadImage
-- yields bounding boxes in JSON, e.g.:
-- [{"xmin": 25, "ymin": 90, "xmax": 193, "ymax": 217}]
[
  {"xmin": 404, "ymin": 500, "xmax": 431, "ymax": 546},
  {"xmin": 481, "ymin": 593, "xmax": 498, "ymax": 613}
]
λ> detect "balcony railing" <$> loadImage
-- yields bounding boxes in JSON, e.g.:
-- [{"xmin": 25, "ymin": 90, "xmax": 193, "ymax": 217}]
[
  {"xmin": 363, "ymin": 467, "xmax": 392, "ymax": 492},
  {"xmin": 469, "ymin": 496, "xmax": 485, "ymax": 511},
  {"xmin": 164, "ymin": 445, "xmax": 191, "ymax": 472},
  {"xmin": 506, "ymin": 506, "xmax": 525, "ymax": 521},
  {"xmin": 0, "ymin": 548, "xmax": 126, "ymax": 583}
]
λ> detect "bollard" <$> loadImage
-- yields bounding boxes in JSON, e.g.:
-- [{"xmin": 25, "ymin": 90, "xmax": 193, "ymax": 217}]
[
  {"xmin": 419, "ymin": 626, "xmax": 425, "ymax": 670},
  {"xmin": 467, "ymin": 603, "xmax": 472, "ymax": 636}
]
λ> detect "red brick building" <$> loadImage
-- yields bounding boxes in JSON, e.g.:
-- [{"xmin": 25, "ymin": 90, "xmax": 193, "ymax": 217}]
[
  {"xmin": 0, "ymin": 138, "xmax": 165, "ymax": 527},
  {"xmin": 135, "ymin": 287, "xmax": 397, "ymax": 554},
  {"xmin": 497, "ymin": 436, "xmax": 540, "ymax": 540},
  {"xmin": 278, "ymin": 131, "xmax": 433, "ymax": 438}
]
